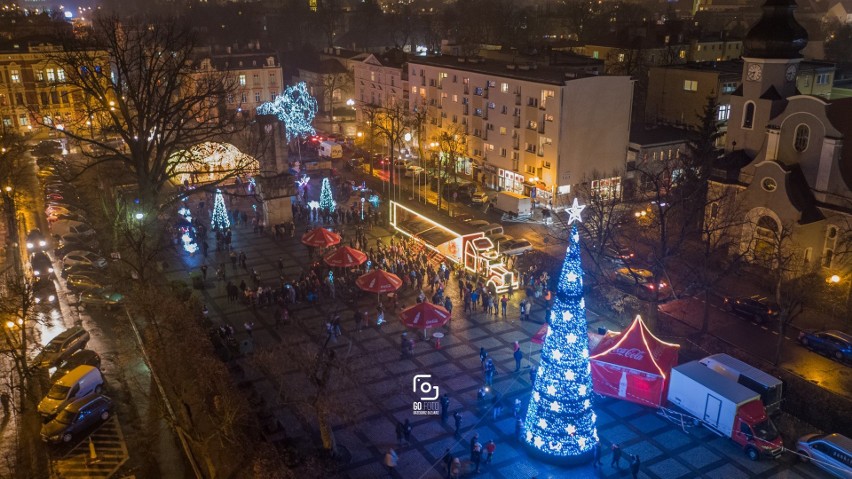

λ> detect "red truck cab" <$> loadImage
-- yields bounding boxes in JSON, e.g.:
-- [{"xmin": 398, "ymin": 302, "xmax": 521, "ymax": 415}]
[{"xmin": 732, "ymin": 400, "xmax": 783, "ymax": 460}]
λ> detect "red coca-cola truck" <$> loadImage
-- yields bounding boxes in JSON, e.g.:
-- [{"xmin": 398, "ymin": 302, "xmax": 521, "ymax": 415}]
[{"xmin": 667, "ymin": 361, "xmax": 783, "ymax": 460}]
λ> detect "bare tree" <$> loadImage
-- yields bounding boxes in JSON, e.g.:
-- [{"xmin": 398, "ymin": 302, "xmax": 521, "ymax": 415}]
[
  {"xmin": 358, "ymin": 102, "xmax": 381, "ymax": 175},
  {"xmin": 315, "ymin": 0, "xmax": 343, "ymax": 48},
  {"xmin": 45, "ymin": 15, "xmax": 246, "ymax": 209},
  {"xmin": 373, "ymin": 103, "xmax": 410, "ymax": 201},
  {"xmin": 319, "ymin": 69, "xmax": 352, "ymax": 131},
  {"xmin": 434, "ymin": 126, "xmax": 467, "ymax": 213}
]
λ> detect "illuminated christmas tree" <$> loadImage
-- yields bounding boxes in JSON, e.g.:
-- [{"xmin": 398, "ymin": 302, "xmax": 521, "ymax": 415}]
[
  {"xmin": 211, "ymin": 189, "xmax": 231, "ymax": 230},
  {"xmin": 319, "ymin": 177, "xmax": 335, "ymax": 212},
  {"xmin": 523, "ymin": 198, "xmax": 597, "ymax": 464}
]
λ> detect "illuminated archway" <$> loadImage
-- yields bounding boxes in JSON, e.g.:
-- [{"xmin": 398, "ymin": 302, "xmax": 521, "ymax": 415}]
[{"xmin": 169, "ymin": 142, "xmax": 259, "ymax": 185}]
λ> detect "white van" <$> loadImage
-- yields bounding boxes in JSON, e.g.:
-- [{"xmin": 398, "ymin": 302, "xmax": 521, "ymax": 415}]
[
  {"xmin": 319, "ymin": 141, "xmax": 343, "ymax": 159},
  {"xmin": 38, "ymin": 365, "xmax": 104, "ymax": 418}
]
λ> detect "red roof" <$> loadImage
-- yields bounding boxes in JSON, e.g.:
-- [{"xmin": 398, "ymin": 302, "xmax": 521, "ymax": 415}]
[{"xmin": 590, "ymin": 315, "xmax": 680, "ymax": 378}]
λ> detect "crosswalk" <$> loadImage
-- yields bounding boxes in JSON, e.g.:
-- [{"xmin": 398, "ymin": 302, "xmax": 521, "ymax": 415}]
[{"xmin": 50, "ymin": 415, "xmax": 128, "ymax": 479}]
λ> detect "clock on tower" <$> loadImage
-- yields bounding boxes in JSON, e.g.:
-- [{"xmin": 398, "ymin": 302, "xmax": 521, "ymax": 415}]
[{"xmin": 747, "ymin": 63, "xmax": 763, "ymax": 81}]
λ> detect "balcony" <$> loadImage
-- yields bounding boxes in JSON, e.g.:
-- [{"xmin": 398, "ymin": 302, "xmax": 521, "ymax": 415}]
[{"xmin": 515, "ymin": 95, "xmax": 521, "ymax": 106}]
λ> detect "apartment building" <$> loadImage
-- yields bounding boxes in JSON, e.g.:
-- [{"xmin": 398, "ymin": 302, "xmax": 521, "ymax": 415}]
[
  {"xmin": 353, "ymin": 48, "xmax": 409, "ymax": 120},
  {"xmin": 195, "ymin": 45, "xmax": 283, "ymax": 117},
  {"xmin": 408, "ymin": 56, "xmax": 633, "ymax": 207},
  {"xmin": 0, "ymin": 42, "xmax": 96, "ymax": 136}
]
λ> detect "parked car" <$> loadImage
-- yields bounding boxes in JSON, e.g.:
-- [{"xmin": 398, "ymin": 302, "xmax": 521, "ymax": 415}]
[
  {"xmin": 797, "ymin": 330, "xmax": 852, "ymax": 363},
  {"xmin": 63, "ymin": 251, "xmax": 108, "ymax": 270},
  {"xmin": 50, "ymin": 221, "xmax": 96, "ymax": 240},
  {"xmin": 613, "ymin": 267, "xmax": 669, "ymax": 297},
  {"xmin": 30, "ymin": 251, "xmax": 54, "ymax": 279},
  {"xmin": 54, "ymin": 233, "xmax": 99, "ymax": 253},
  {"xmin": 404, "ymin": 165, "xmax": 425, "ymax": 177},
  {"xmin": 489, "ymin": 234, "xmax": 513, "ymax": 251},
  {"xmin": 796, "ymin": 433, "xmax": 852, "ymax": 478},
  {"xmin": 46, "ymin": 204, "xmax": 85, "ymax": 219},
  {"xmin": 605, "ymin": 245, "xmax": 635, "ymax": 262},
  {"xmin": 467, "ymin": 219, "xmax": 490, "ymax": 230},
  {"xmin": 41, "ymin": 394, "xmax": 113, "ymax": 444},
  {"xmin": 723, "ymin": 295, "xmax": 780, "ymax": 324},
  {"xmin": 50, "ymin": 350, "xmax": 102, "ymax": 383},
  {"xmin": 33, "ymin": 140, "xmax": 63, "ymax": 157},
  {"xmin": 501, "ymin": 239, "xmax": 534, "ymax": 256},
  {"xmin": 33, "ymin": 326, "xmax": 90, "ymax": 369},
  {"xmin": 79, "ymin": 289, "xmax": 124, "ymax": 309},
  {"xmin": 66, "ymin": 272, "xmax": 108, "ymax": 292},
  {"xmin": 26, "ymin": 229, "xmax": 48, "ymax": 253},
  {"xmin": 61, "ymin": 263, "xmax": 100, "ymax": 279},
  {"xmin": 33, "ymin": 279, "xmax": 58, "ymax": 306},
  {"xmin": 471, "ymin": 191, "xmax": 490, "ymax": 204},
  {"xmin": 48, "ymin": 213, "xmax": 88, "ymax": 225}
]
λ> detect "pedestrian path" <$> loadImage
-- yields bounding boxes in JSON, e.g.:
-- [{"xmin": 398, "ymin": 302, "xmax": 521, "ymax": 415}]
[{"xmin": 162, "ymin": 206, "xmax": 828, "ymax": 479}]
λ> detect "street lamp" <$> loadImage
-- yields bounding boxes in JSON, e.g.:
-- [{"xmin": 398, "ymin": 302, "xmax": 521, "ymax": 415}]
[{"xmin": 134, "ymin": 212, "xmax": 145, "ymax": 221}]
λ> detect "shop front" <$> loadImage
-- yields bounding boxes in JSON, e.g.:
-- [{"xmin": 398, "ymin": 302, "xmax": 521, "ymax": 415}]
[{"xmin": 499, "ymin": 169, "xmax": 525, "ymax": 194}]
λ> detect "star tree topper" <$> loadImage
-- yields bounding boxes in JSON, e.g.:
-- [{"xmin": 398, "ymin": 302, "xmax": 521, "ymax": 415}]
[{"xmin": 566, "ymin": 198, "xmax": 586, "ymax": 225}]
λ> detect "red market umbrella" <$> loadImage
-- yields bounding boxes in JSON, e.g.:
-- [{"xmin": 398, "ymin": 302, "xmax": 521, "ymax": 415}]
[
  {"xmin": 356, "ymin": 269, "xmax": 403, "ymax": 293},
  {"xmin": 324, "ymin": 246, "xmax": 367, "ymax": 268},
  {"xmin": 532, "ymin": 323, "xmax": 548, "ymax": 344},
  {"xmin": 400, "ymin": 302, "xmax": 451, "ymax": 329},
  {"xmin": 301, "ymin": 227, "xmax": 341, "ymax": 248}
]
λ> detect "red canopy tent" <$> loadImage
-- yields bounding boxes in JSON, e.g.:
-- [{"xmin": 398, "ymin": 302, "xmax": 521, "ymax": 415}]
[{"xmin": 589, "ymin": 315, "xmax": 680, "ymax": 408}]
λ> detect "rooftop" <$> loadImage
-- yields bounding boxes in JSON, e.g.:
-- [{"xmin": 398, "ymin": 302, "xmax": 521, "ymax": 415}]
[
  {"xmin": 629, "ymin": 124, "xmax": 692, "ymax": 146},
  {"xmin": 409, "ymin": 55, "xmax": 601, "ymax": 85}
]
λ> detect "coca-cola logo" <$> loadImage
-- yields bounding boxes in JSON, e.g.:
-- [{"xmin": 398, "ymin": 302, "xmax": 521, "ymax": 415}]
[{"xmin": 613, "ymin": 348, "xmax": 645, "ymax": 361}]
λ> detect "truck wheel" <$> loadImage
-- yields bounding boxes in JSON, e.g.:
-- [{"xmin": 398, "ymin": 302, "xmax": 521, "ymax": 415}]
[{"xmin": 745, "ymin": 447, "xmax": 760, "ymax": 461}]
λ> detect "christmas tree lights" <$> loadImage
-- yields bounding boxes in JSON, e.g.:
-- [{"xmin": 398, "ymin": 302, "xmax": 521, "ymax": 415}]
[
  {"xmin": 211, "ymin": 189, "xmax": 230, "ymax": 230},
  {"xmin": 319, "ymin": 177, "xmax": 336, "ymax": 212},
  {"xmin": 256, "ymin": 82, "xmax": 318, "ymax": 142},
  {"xmin": 523, "ymin": 198, "xmax": 597, "ymax": 464}
]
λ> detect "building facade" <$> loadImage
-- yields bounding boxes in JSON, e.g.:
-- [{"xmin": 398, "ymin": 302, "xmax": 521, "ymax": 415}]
[
  {"xmin": 353, "ymin": 49, "xmax": 409, "ymax": 119},
  {"xmin": 195, "ymin": 46, "xmax": 283, "ymax": 118},
  {"xmin": 710, "ymin": 0, "xmax": 852, "ymax": 275},
  {"xmin": 408, "ymin": 56, "xmax": 633, "ymax": 208}
]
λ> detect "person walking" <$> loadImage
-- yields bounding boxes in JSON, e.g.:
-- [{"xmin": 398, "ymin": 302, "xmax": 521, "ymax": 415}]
[
  {"xmin": 395, "ymin": 421, "xmax": 404, "ymax": 446},
  {"xmin": 483, "ymin": 357, "xmax": 495, "ymax": 386},
  {"xmin": 513, "ymin": 342, "xmax": 523, "ymax": 372},
  {"xmin": 500, "ymin": 294, "xmax": 508, "ymax": 317},
  {"xmin": 383, "ymin": 448, "xmax": 398, "ymax": 476},
  {"xmin": 200, "ymin": 264, "xmax": 208, "ymax": 281},
  {"xmin": 471, "ymin": 439, "xmax": 482, "ymax": 473},
  {"xmin": 593, "ymin": 439, "xmax": 603, "ymax": 467},
  {"xmin": 402, "ymin": 418, "xmax": 413, "ymax": 445},
  {"xmin": 244, "ymin": 321, "xmax": 254, "ymax": 338},
  {"xmin": 484, "ymin": 440, "xmax": 496, "ymax": 464},
  {"xmin": 519, "ymin": 298, "xmax": 527, "ymax": 321},
  {"xmin": 230, "ymin": 251, "xmax": 238, "ymax": 270},
  {"xmin": 479, "ymin": 347, "xmax": 488, "ymax": 363},
  {"xmin": 440, "ymin": 394, "xmax": 450, "ymax": 423},
  {"xmin": 453, "ymin": 411, "xmax": 462, "ymax": 437},
  {"xmin": 442, "ymin": 449, "xmax": 454, "ymax": 479},
  {"xmin": 611, "ymin": 442, "xmax": 623, "ymax": 468},
  {"xmin": 630, "ymin": 454, "xmax": 641, "ymax": 479}
]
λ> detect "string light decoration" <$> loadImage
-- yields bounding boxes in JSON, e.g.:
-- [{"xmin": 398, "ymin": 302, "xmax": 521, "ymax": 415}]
[
  {"xmin": 178, "ymin": 207, "xmax": 198, "ymax": 254},
  {"xmin": 211, "ymin": 189, "xmax": 230, "ymax": 230},
  {"xmin": 523, "ymin": 199, "xmax": 597, "ymax": 465},
  {"xmin": 169, "ymin": 142, "xmax": 258, "ymax": 185},
  {"xmin": 319, "ymin": 177, "xmax": 336, "ymax": 212},
  {"xmin": 256, "ymin": 82, "xmax": 318, "ymax": 142}
]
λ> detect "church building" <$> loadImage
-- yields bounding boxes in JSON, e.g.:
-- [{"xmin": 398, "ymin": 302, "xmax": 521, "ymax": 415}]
[{"xmin": 711, "ymin": 0, "xmax": 852, "ymax": 275}]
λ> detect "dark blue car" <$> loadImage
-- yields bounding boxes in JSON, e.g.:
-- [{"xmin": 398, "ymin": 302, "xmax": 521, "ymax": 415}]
[{"xmin": 797, "ymin": 330, "xmax": 852, "ymax": 363}]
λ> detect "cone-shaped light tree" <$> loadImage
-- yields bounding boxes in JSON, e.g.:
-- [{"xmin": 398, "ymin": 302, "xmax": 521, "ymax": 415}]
[
  {"xmin": 524, "ymin": 198, "xmax": 598, "ymax": 464},
  {"xmin": 319, "ymin": 177, "xmax": 336, "ymax": 212},
  {"xmin": 211, "ymin": 189, "xmax": 230, "ymax": 230}
]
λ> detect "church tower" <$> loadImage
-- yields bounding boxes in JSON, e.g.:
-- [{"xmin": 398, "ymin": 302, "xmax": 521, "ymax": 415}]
[{"xmin": 726, "ymin": 0, "xmax": 809, "ymax": 158}]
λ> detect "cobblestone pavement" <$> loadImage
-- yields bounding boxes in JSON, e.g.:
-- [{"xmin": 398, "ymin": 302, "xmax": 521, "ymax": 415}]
[{"xmin": 162, "ymin": 200, "xmax": 832, "ymax": 479}]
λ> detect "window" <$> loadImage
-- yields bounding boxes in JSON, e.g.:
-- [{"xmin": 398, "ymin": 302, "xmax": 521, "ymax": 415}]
[
  {"xmin": 794, "ymin": 124, "xmax": 809, "ymax": 152},
  {"xmin": 271, "ymin": 92, "xmax": 277, "ymax": 101},
  {"xmin": 1, "ymin": 118, "xmax": 8, "ymax": 127},
  {"xmin": 678, "ymin": 50, "xmax": 686, "ymax": 59},
  {"xmin": 10, "ymin": 69, "xmax": 19, "ymax": 83},
  {"xmin": 487, "ymin": 80, "xmax": 496, "ymax": 88},
  {"xmin": 485, "ymin": 143, "xmax": 494, "ymax": 151},
  {"xmin": 816, "ymin": 73, "xmax": 830, "ymax": 85},
  {"xmin": 721, "ymin": 82, "xmax": 736, "ymax": 93},
  {"xmin": 252, "ymin": 74, "xmax": 259, "ymax": 85},
  {"xmin": 827, "ymin": 225, "xmax": 838, "ymax": 239},
  {"xmin": 238, "ymin": 74, "xmax": 246, "ymax": 86},
  {"xmin": 269, "ymin": 72, "xmax": 276, "ymax": 84},
  {"xmin": 501, "ymin": 106, "xmax": 508, "ymax": 114},
  {"xmin": 36, "ymin": 70, "xmax": 43, "ymax": 81},
  {"xmin": 452, "ymin": 94, "xmax": 458, "ymax": 102},
  {"xmin": 487, "ymin": 102, "xmax": 495, "ymax": 109},
  {"xmin": 617, "ymin": 53, "xmax": 625, "ymax": 62},
  {"xmin": 240, "ymin": 92, "xmax": 247, "ymax": 103},
  {"xmin": 543, "ymin": 161, "xmax": 551, "ymax": 169},
  {"xmin": 18, "ymin": 114, "xmax": 27, "ymax": 126},
  {"xmin": 717, "ymin": 104, "xmax": 731, "ymax": 121},
  {"xmin": 474, "ymin": 108, "xmax": 483, "ymax": 117},
  {"xmin": 527, "ymin": 120, "xmax": 538, "ymax": 129},
  {"xmin": 592, "ymin": 51, "xmax": 599, "ymax": 59},
  {"xmin": 227, "ymin": 94, "xmax": 234, "ymax": 104},
  {"xmin": 501, "ymin": 82, "xmax": 509, "ymax": 93},
  {"xmin": 742, "ymin": 102, "xmax": 755, "ymax": 129},
  {"xmin": 526, "ymin": 165, "xmax": 536, "ymax": 174},
  {"xmin": 474, "ymin": 87, "xmax": 483, "ymax": 96},
  {"xmin": 823, "ymin": 249, "xmax": 834, "ymax": 268},
  {"xmin": 499, "ymin": 127, "xmax": 507, "ymax": 135},
  {"xmin": 255, "ymin": 92, "xmax": 261, "ymax": 102},
  {"xmin": 761, "ymin": 178, "xmax": 777, "ymax": 192},
  {"xmin": 540, "ymin": 90, "xmax": 554, "ymax": 107},
  {"xmin": 683, "ymin": 80, "xmax": 698, "ymax": 91},
  {"xmin": 57, "ymin": 69, "xmax": 65, "ymax": 81},
  {"xmin": 544, "ymin": 114, "xmax": 554, "ymax": 122}
]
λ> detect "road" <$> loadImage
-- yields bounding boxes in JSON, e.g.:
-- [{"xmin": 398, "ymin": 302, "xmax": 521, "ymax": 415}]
[{"xmin": 660, "ymin": 293, "xmax": 852, "ymax": 400}]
